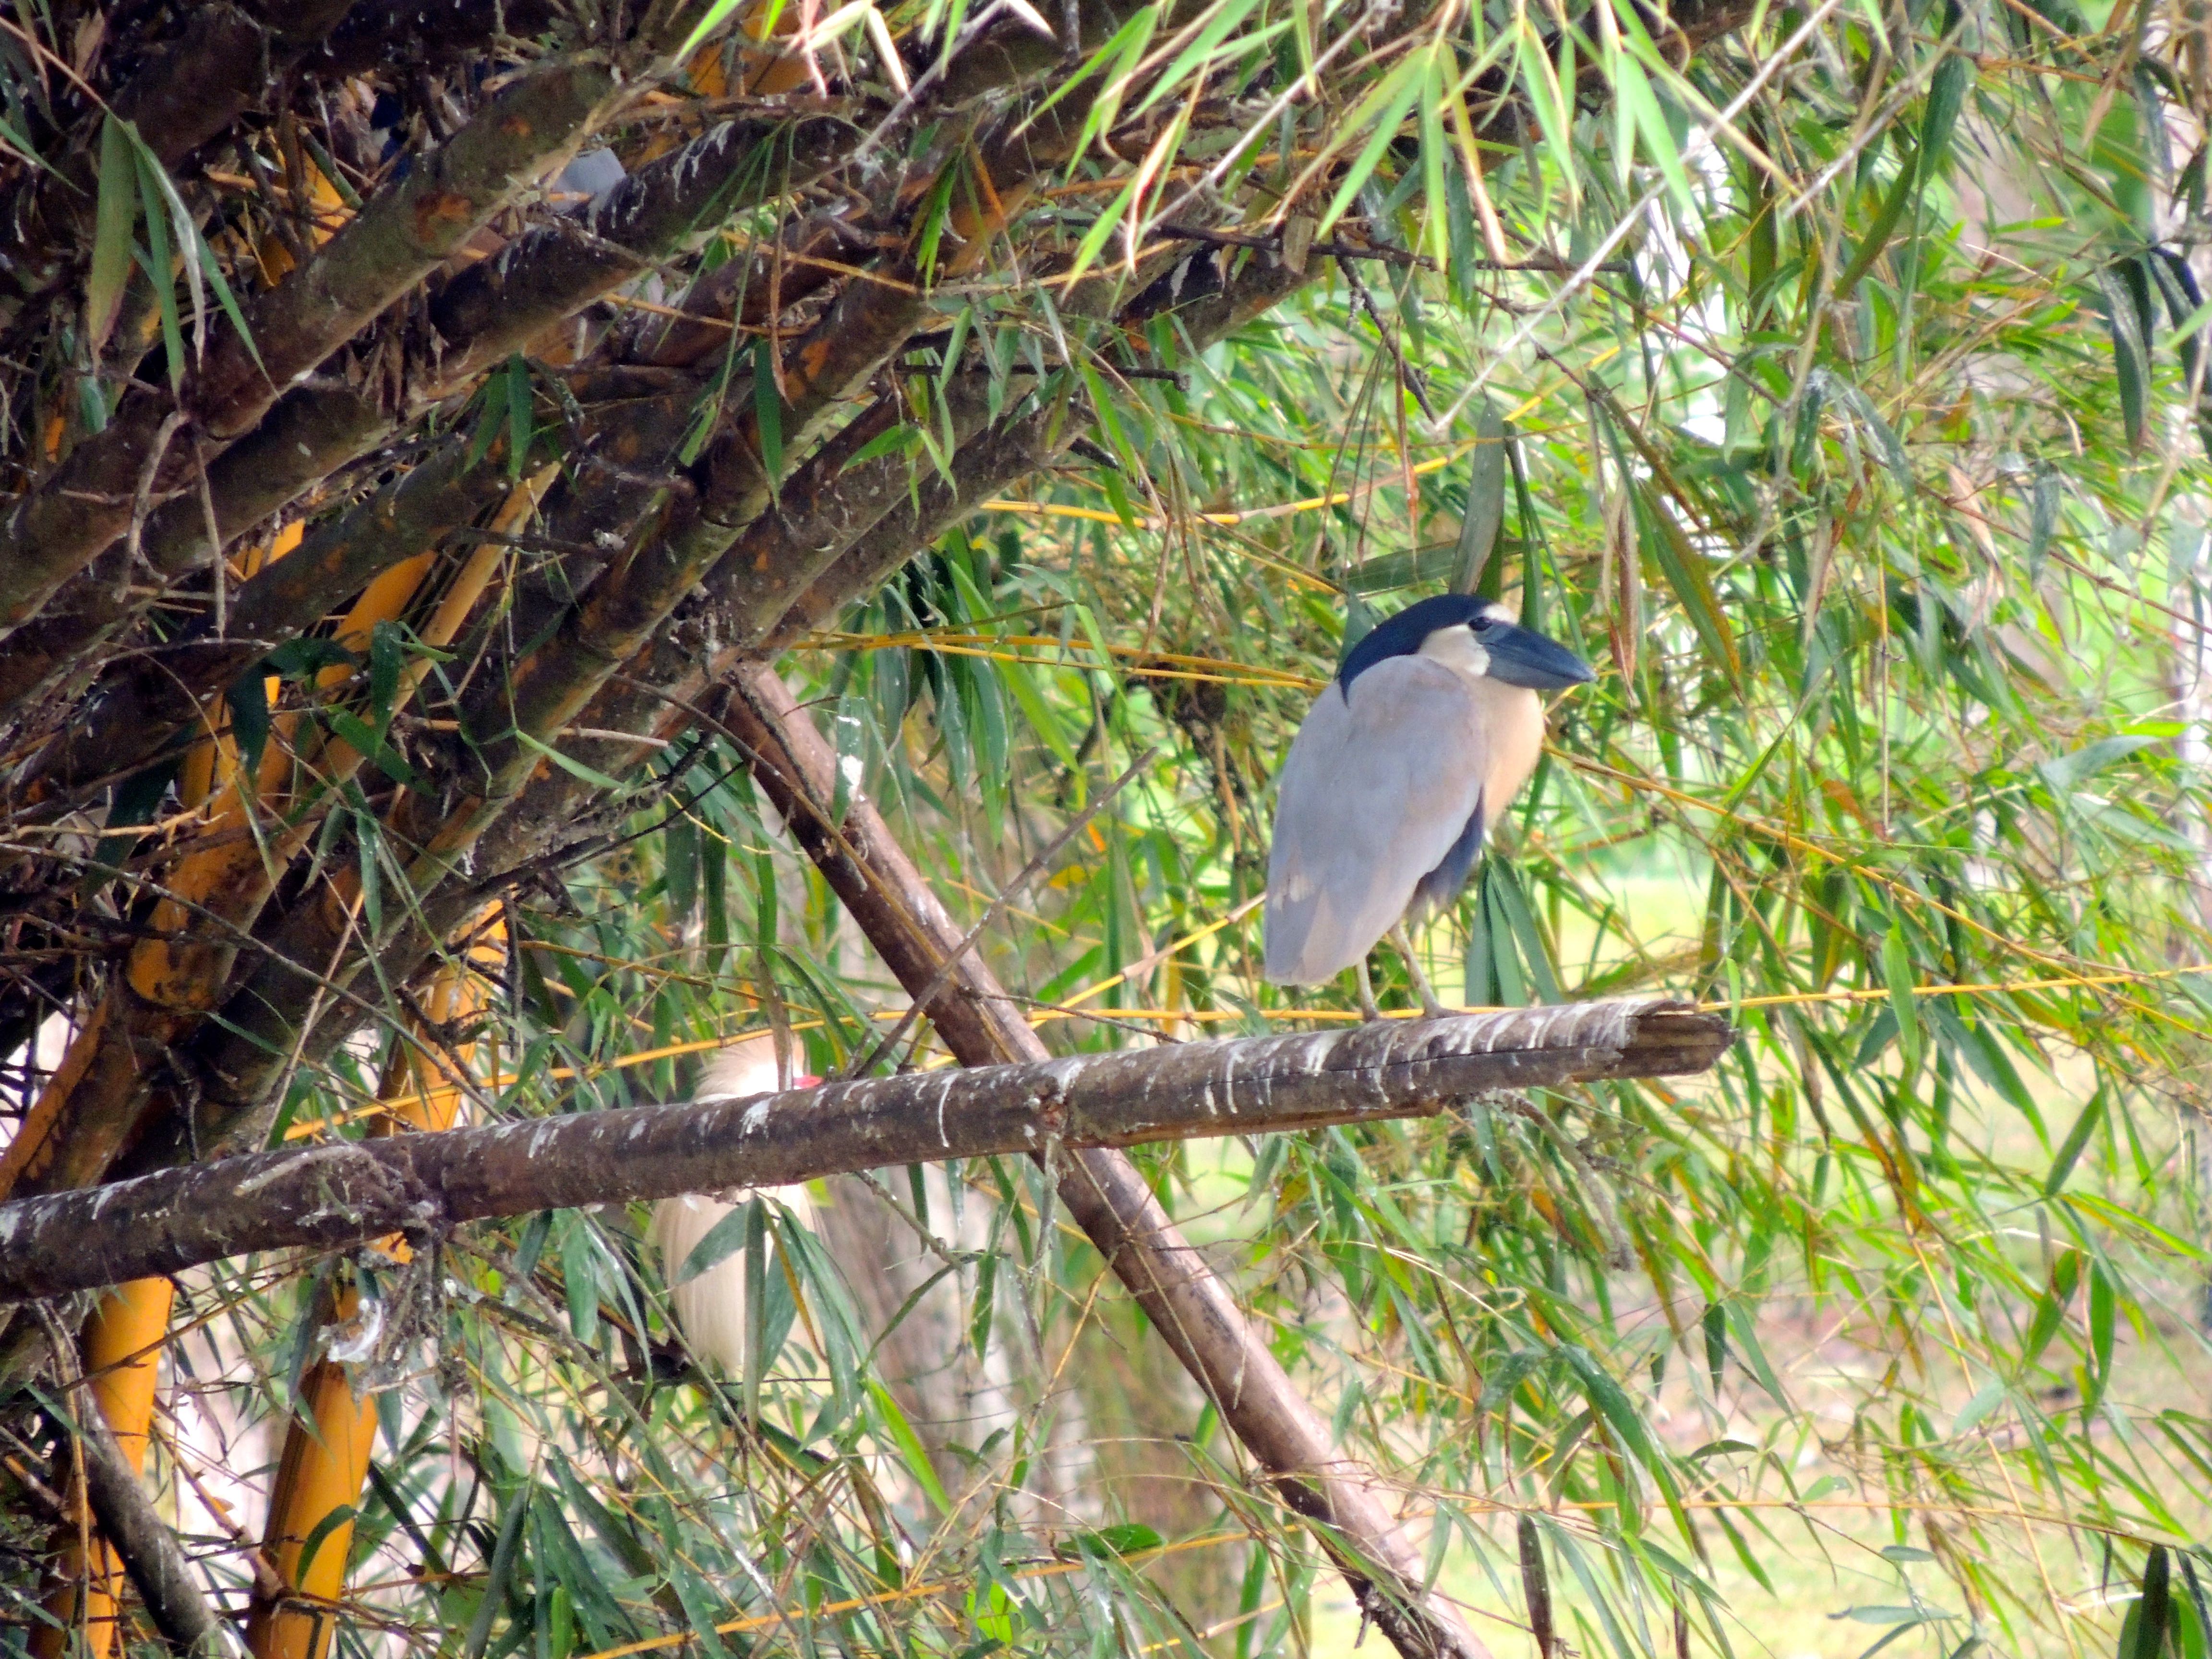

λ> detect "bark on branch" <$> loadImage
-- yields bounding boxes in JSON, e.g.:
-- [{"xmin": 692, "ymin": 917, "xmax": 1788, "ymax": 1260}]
[{"xmin": 0, "ymin": 1000, "xmax": 1728, "ymax": 1305}]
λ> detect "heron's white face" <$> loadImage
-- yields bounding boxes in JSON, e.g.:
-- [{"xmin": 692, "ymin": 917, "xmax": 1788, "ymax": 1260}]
[{"xmin": 1416, "ymin": 623, "xmax": 1490, "ymax": 679}]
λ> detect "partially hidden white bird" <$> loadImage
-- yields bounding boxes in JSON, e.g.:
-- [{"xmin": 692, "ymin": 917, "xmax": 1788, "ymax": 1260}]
[
  {"xmin": 649, "ymin": 1034, "xmax": 819, "ymax": 1372},
  {"xmin": 1264, "ymin": 595, "xmax": 1595, "ymax": 1019}
]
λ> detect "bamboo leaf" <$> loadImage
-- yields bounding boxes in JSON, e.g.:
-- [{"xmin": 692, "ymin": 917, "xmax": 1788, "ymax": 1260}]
[
  {"xmin": 753, "ymin": 335, "xmax": 783, "ymax": 488},
  {"xmin": 1880, "ymin": 925, "xmax": 1920, "ymax": 1069},
  {"xmin": 2045, "ymin": 1093, "xmax": 2106, "ymax": 1194},
  {"xmin": 1454, "ymin": 398, "xmax": 1507, "ymax": 595},
  {"xmin": 506, "ymin": 354, "xmax": 532, "ymax": 480},
  {"xmin": 2101, "ymin": 265, "xmax": 2152, "ymax": 451},
  {"xmin": 1918, "ymin": 51, "xmax": 1970, "ymax": 185},
  {"xmin": 1636, "ymin": 482, "xmax": 1740, "ymax": 678},
  {"xmin": 1319, "ymin": 60, "xmax": 1424, "ymax": 234},
  {"xmin": 2134, "ymin": 1549, "xmax": 2174, "ymax": 1659},
  {"xmin": 85, "ymin": 115, "xmax": 136, "ymax": 358}
]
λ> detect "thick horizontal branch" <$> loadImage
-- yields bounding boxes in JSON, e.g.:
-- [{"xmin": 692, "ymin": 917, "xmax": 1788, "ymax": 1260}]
[{"xmin": 0, "ymin": 1002, "xmax": 1728, "ymax": 1303}]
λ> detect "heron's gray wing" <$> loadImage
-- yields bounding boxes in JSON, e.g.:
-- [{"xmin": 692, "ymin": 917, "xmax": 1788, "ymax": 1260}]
[{"xmin": 1263, "ymin": 656, "xmax": 1491, "ymax": 983}]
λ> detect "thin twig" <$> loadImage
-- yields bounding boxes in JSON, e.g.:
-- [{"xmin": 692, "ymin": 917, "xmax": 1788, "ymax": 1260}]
[
  {"xmin": 1337, "ymin": 255, "xmax": 1435, "ymax": 421},
  {"xmin": 195, "ymin": 433, "xmax": 225, "ymax": 637},
  {"xmin": 125, "ymin": 410, "xmax": 188, "ymax": 573}
]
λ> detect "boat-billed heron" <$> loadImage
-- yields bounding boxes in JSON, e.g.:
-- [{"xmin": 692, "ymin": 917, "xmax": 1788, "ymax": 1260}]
[{"xmin": 1264, "ymin": 595, "xmax": 1594, "ymax": 1018}]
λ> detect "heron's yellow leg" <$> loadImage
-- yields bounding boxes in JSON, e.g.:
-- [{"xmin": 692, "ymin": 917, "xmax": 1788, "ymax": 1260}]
[
  {"xmin": 1388, "ymin": 924, "xmax": 1448, "ymax": 1020},
  {"xmin": 1353, "ymin": 960, "xmax": 1383, "ymax": 1022}
]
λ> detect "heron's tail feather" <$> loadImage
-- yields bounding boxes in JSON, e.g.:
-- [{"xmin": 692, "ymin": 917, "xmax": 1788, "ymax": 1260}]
[{"xmin": 1264, "ymin": 886, "xmax": 1373, "ymax": 984}]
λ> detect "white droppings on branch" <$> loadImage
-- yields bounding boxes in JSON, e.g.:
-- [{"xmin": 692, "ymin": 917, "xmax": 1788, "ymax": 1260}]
[{"xmin": 232, "ymin": 1143, "xmax": 367, "ymax": 1197}]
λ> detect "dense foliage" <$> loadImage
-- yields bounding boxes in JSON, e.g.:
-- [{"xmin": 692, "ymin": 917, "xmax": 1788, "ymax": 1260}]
[{"xmin": 0, "ymin": 0, "xmax": 2209, "ymax": 1654}]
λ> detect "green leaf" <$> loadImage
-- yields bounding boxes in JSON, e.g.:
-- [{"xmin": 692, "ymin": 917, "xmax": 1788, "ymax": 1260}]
[
  {"xmin": 1831, "ymin": 155, "xmax": 1920, "ymax": 303},
  {"xmin": 133, "ymin": 169, "xmax": 184, "ymax": 394},
  {"xmin": 868, "ymin": 1380, "xmax": 953, "ymax": 1514},
  {"xmin": 1638, "ymin": 482, "xmax": 1740, "ymax": 679},
  {"xmin": 2088, "ymin": 1262, "xmax": 2116, "ymax": 1394},
  {"xmin": 1951, "ymin": 1378, "xmax": 2006, "ymax": 1436},
  {"xmin": 674, "ymin": 1204, "xmax": 750, "ymax": 1285},
  {"xmin": 1880, "ymin": 925, "xmax": 1920, "ymax": 1068},
  {"xmin": 1610, "ymin": 48, "xmax": 1695, "ymax": 216},
  {"xmin": 461, "ymin": 1484, "xmax": 531, "ymax": 1659},
  {"xmin": 1060, "ymin": 1525, "xmax": 1165, "ymax": 1559},
  {"xmin": 469, "ymin": 371, "xmax": 511, "ymax": 472},
  {"xmin": 2136, "ymin": 1549, "xmax": 2174, "ymax": 1659},
  {"xmin": 85, "ymin": 115, "xmax": 136, "ymax": 357},
  {"xmin": 753, "ymin": 334, "xmax": 783, "ymax": 489},
  {"xmin": 560, "ymin": 1217, "xmax": 601, "ymax": 1344},
  {"xmin": 677, "ymin": 0, "xmax": 753, "ymax": 60},
  {"xmin": 2101, "ymin": 266, "xmax": 2151, "ymax": 452},
  {"xmin": 326, "ymin": 709, "xmax": 422, "ymax": 789},
  {"xmin": 2021, "ymin": 1250, "xmax": 2082, "ymax": 1370},
  {"xmin": 2040, "ymin": 733, "xmax": 2159, "ymax": 792},
  {"xmin": 2044, "ymin": 1094, "xmax": 2105, "ymax": 1194},
  {"xmin": 294, "ymin": 1503, "xmax": 360, "ymax": 1584},
  {"xmin": 1319, "ymin": 60, "xmax": 1424, "ymax": 234},
  {"xmin": 2028, "ymin": 467, "xmax": 2062, "ymax": 583},
  {"xmin": 1454, "ymin": 399, "xmax": 1508, "ymax": 596},
  {"xmin": 513, "ymin": 729, "xmax": 628, "ymax": 793},
  {"xmin": 1918, "ymin": 51, "xmax": 1970, "ymax": 184},
  {"xmin": 369, "ymin": 621, "xmax": 403, "ymax": 732},
  {"xmin": 227, "ymin": 669, "xmax": 272, "ymax": 781},
  {"xmin": 506, "ymin": 354, "xmax": 532, "ymax": 480},
  {"xmin": 1133, "ymin": 0, "xmax": 1267, "ymax": 117},
  {"xmin": 968, "ymin": 1242, "xmax": 997, "ymax": 1362},
  {"xmin": 126, "ymin": 122, "xmax": 255, "ymax": 373}
]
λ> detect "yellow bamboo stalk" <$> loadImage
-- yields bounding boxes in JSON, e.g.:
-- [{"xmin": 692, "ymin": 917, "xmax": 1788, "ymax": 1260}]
[
  {"xmin": 246, "ymin": 918, "xmax": 503, "ymax": 1659},
  {"xmin": 19, "ymin": 519, "xmax": 308, "ymax": 1653},
  {"xmin": 30, "ymin": 1279, "xmax": 177, "ymax": 1659},
  {"xmin": 247, "ymin": 464, "xmax": 549, "ymax": 1659},
  {"xmin": 18, "ymin": 465, "xmax": 538, "ymax": 1655},
  {"xmin": 249, "ymin": 150, "xmax": 352, "ymax": 287},
  {"xmin": 0, "ymin": 517, "xmax": 308, "ymax": 1200}
]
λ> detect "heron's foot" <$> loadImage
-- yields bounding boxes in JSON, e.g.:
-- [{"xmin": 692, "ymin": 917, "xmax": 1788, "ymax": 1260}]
[
  {"xmin": 1354, "ymin": 961, "xmax": 1383, "ymax": 1022},
  {"xmin": 1388, "ymin": 924, "xmax": 1450, "ymax": 1020}
]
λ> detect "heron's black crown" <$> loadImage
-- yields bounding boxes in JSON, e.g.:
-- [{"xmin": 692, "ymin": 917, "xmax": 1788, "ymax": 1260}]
[
  {"xmin": 1338, "ymin": 595, "xmax": 1495, "ymax": 692},
  {"xmin": 1337, "ymin": 595, "xmax": 1595, "ymax": 697}
]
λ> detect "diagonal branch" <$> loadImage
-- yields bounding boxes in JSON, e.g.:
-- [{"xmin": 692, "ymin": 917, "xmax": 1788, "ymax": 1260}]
[
  {"xmin": 47, "ymin": 1400, "xmax": 227, "ymax": 1656},
  {"xmin": 724, "ymin": 663, "xmax": 1501, "ymax": 1659}
]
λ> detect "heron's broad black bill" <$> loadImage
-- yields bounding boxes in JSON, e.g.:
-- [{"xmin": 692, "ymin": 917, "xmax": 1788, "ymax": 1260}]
[{"xmin": 1482, "ymin": 622, "xmax": 1595, "ymax": 691}]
